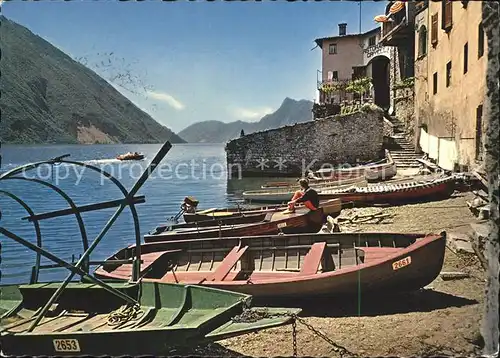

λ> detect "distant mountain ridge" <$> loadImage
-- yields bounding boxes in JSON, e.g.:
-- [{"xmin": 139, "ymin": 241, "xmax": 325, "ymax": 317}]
[
  {"xmin": 0, "ymin": 15, "xmax": 185, "ymax": 144},
  {"xmin": 178, "ymin": 98, "xmax": 314, "ymax": 143}
]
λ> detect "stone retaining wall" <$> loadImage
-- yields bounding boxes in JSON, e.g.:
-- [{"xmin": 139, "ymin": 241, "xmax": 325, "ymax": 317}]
[{"xmin": 225, "ymin": 104, "xmax": 385, "ymax": 177}]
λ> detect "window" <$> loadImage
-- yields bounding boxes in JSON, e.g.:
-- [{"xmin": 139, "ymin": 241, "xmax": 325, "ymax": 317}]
[
  {"xmin": 368, "ymin": 36, "xmax": 376, "ymax": 47},
  {"xmin": 476, "ymin": 104, "xmax": 483, "ymax": 160},
  {"xmin": 446, "ymin": 61, "xmax": 452, "ymax": 87},
  {"xmin": 442, "ymin": 0, "xmax": 453, "ymax": 31},
  {"xmin": 332, "ymin": 71, "xmax": 338, "ymax": 81},
  {"xmin": 464, "ymin": 42, "xmax": 468, "ymax": 74},
  {"xmin": 431, "ymin": 13, "xmax": 439, "ymax": 46},
  {"xmin": 329, "ymin": 43, "xmax": 337, "ymax": 55},
  {"xmin": 352, "ymin": 66, "xmax": 366, "ymax": 80},
  {"xmin": 478, "ymin": 23, "xmax": 484, "ymax": 58},
  {"xmin": 433, "ymin": 72, "xmax": 438, "ymax": 94},
  {"xmin": 418, "ymin": 25, "xmax": 428, "ymax": 57}
]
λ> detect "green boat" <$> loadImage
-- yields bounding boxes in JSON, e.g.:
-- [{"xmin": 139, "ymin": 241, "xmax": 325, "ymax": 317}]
[
  {"xmin": 0, "ymin": 281, "xmax": 299, "ymax": 356},
  {"xmin": 0, "ymin": 142, "xmax": 300, "ymax": 356}
]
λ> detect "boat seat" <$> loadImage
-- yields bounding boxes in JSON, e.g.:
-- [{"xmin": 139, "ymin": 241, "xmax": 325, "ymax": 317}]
[
  {"xmin": 204, "ymin": 245, "xmax": 249, "ymax": 282},
  {"xmin": 210, "ymin": 212, "xmax": 235, "ymax": 217},
  {"xmin": 111, "ymin": 250, "xmax": 182, "ymax": 278},
  {"xmin": 299, "ymin": 242, "xmax": 327, "ymax": 276},
  {"xmin": 197, "ymin": 208, "xmax": 217, "ymax": 214}
]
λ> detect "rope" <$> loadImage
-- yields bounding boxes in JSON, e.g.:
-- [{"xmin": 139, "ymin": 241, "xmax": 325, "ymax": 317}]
[{"xmin": 107, "ymin": 303, "xmax": 144, "ymax": 326}]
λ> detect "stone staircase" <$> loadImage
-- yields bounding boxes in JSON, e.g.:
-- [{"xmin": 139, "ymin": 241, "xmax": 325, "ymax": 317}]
[{"xmin": 384, "ymin": 114, "xmax": 422, "ymax": 169}]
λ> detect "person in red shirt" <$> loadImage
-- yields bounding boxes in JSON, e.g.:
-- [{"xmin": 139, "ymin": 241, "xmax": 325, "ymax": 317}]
[{"xmin": 286, "ymin": 178, "xmax": 319, "ymax": 213}]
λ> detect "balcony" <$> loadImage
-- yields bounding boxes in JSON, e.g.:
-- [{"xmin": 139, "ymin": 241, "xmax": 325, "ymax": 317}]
[{"xmin": 379, "ymin": 1, "xmax": 415, "ymax": 46}]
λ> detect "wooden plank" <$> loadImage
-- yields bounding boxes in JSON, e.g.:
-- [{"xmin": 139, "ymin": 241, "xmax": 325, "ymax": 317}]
[
  {"xmin": 299, "ymin": 242, "xmax": 326, "ymax": 276},
  {"xmin": 207, "ymin": 246, "xmax": 248, "ymax": 282}
]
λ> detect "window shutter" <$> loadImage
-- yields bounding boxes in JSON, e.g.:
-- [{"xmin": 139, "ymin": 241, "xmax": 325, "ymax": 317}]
[
  {"xmin": 444, "ymin": 0, "xmax": 453, "ymax": 30},
  {"xmin": 431, "ymin": 13, "xmax": 438, "ymax": 45}
]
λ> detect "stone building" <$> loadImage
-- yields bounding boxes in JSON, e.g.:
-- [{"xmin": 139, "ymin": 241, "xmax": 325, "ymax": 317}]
[
  {"xmin": 413, "ymin": 0, "xmax": 487, "ymax": 171},
  {"xmin": 314, "ymin": 23, "xmax": 391, "ymax": 110}
]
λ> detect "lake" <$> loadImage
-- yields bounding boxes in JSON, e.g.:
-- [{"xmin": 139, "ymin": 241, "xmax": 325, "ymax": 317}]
[{"xmin": 0, "ymin": 143, "xmax": 287, "ymax": 284}]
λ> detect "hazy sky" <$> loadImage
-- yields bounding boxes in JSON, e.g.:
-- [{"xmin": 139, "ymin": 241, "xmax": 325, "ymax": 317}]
[{"xmin": 3, "ymin": 0, "xmax": 386, "ymax": 133}]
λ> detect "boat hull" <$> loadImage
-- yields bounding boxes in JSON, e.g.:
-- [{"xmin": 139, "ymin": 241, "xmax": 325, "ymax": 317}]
[
  {"xmin": 242, "ymin": 179, "xmax": 367, "ymax": 203},
  {"xmin": 95, "ymin": 232, "xmax": 446, "ymax": 301},
  {"xmin": 319, "ymin": 176, "xmax": 456, "ymax": 205},
  {"xmin": 145, "ymin": 208, "xmax": 325, "ymax": 243},
  {"xmin": 0, "ymin": 282, "xmax": 299, "ymax": 356},
  {"xmin": 183, "ymin": 199, "xmax": 342, "ymax": 223}
]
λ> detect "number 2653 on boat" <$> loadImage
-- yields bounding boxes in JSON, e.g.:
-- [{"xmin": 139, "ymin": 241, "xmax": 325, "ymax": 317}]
[
  {"xmin": 392, "ymin": 256, "xmax": 412, "ymax": 271},
  {"xmin": 53, "ymin": 338, "xmax": 81, "ymax": 352}
]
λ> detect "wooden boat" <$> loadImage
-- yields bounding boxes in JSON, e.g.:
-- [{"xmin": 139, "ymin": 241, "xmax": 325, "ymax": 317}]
[
  {"xmin": 145, "ymin": 207, "xmax": 325, "ymax": 243},
  {"xmin": 95, "ymin": 231, "xmax": 446, "ymax": 301},
  {"xmin": 116, "ymin": 152, "xmax": 145, "ymax": 161},
  {"xmin": 0, "ymin": 281, "xmax": 300, "ymax": 356},
  {"xmin": 182, "ymin": 198, "xmax": 342, "ymax": 224},
  {"xmin": 242, "ymin": 178, "xmax": 368, "ymax": 203},
  {"xmin": 311, "ymin": 149, "xmax": 397, "ymax": 183},
  {"xmin": 316, "ymin": 175, "xmax": 456, "ymax": 205},
  {"xmin": 261, "ymin": 173, "xmax": 366, "ymax": 190}
]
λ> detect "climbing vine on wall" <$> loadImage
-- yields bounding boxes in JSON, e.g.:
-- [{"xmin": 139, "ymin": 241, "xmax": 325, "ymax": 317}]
[{"xmin": 393, "ymin": 77, "xmax": 415, "ymax": 89}]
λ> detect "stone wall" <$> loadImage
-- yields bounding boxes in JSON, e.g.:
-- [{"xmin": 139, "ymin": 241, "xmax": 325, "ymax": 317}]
[
  {"xmin": 225, "ymin": 104, "xmax": 385, "ymax": 177},
  {"xmin": 394, "ymin": 85, "xmax": 416, "ymax": 142},
  {"xmin": 388, "ymin": 43, "xmax": 417, "ymax": 148},
  {"xmin": 481, "ymin": 1, "xmax": 499, "ymax": 356}
]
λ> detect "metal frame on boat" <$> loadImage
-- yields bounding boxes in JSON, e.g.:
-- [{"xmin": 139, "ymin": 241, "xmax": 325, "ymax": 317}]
[{"xmin": 0, "ymin": 142, "xmax": 301, "ymax": 356}]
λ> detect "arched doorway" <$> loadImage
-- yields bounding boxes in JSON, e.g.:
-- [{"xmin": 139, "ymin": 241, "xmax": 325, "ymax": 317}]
[{"xmin": 368, "ymin": 55, "xmax": 391, "ymax": 110}]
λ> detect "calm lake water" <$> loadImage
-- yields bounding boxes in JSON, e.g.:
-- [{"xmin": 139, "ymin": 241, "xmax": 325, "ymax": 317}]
[{"xmin": 0, "ymin": 143, "xmax": 285, "ymax": 284}]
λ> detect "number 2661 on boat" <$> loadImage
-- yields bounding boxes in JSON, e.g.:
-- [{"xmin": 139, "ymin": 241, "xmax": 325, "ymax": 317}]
[{"xmin": 392, "ymin": 256, "xmax": 412, "ymax": 271}]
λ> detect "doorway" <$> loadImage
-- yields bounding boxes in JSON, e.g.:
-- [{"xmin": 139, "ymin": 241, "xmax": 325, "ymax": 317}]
[{"xmin": 370, "ymin": 56, "xmax": 390, "ymax": 110}]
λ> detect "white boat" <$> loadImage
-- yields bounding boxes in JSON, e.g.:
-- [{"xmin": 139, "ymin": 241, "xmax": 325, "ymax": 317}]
[{"xmin": 242, "ymin": 178, "xmax": 368, "ymax": 203}]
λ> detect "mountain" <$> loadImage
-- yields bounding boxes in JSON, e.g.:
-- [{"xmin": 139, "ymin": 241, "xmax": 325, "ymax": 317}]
[
  {"xmin": 0, "ymin": 16, "xmax": 185, "ymax": 144},
  {"xmin": 178, "ymin": 98, "xmax": 314, "ymax": 143}
]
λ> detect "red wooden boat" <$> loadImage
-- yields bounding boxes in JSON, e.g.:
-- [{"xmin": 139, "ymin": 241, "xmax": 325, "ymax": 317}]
[
  {"xmin": 317, "ymin": 175, "xmax": 456, "ymax": 205},
  {"xmin": 145, "ymin": 207, "xmax": 325, "ymax": 243},
  {"xmin": 95, "ymin": 231, "xmax": 446, "ymax": 300},
  {"xmin": 182, "ymin": 198, "xmax": 342, "ymax": 224}
]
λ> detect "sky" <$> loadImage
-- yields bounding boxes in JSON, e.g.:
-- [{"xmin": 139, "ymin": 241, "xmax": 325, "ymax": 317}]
[{"xmin": 2, "ymin": 0, "xmax": 386, "ymax": 133}]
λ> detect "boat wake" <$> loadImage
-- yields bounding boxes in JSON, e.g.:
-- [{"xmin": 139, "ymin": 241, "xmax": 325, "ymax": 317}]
[{"xmin": 83, "ymin": 158, "xmax": 122, "ymax": 165}]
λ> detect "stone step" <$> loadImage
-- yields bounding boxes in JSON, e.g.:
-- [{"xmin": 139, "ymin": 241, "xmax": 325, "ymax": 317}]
[
  {"xmin": 391, "ymin": 150, "xmax": 419, "ymax": 154},
  {"xmin": 395, "ymin": 163, "xmax": 421, "ymax": 168},
  {"xmin": 392, "ymin": 155, "xmax": 421, "ymax": 160},
  {"xmin": 391, "ymin": 150, "xmax": 421, "ymax": 158},
  {"xmin": 393, "ymin": 157, "xmax": 420, "ymax": 162}
]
